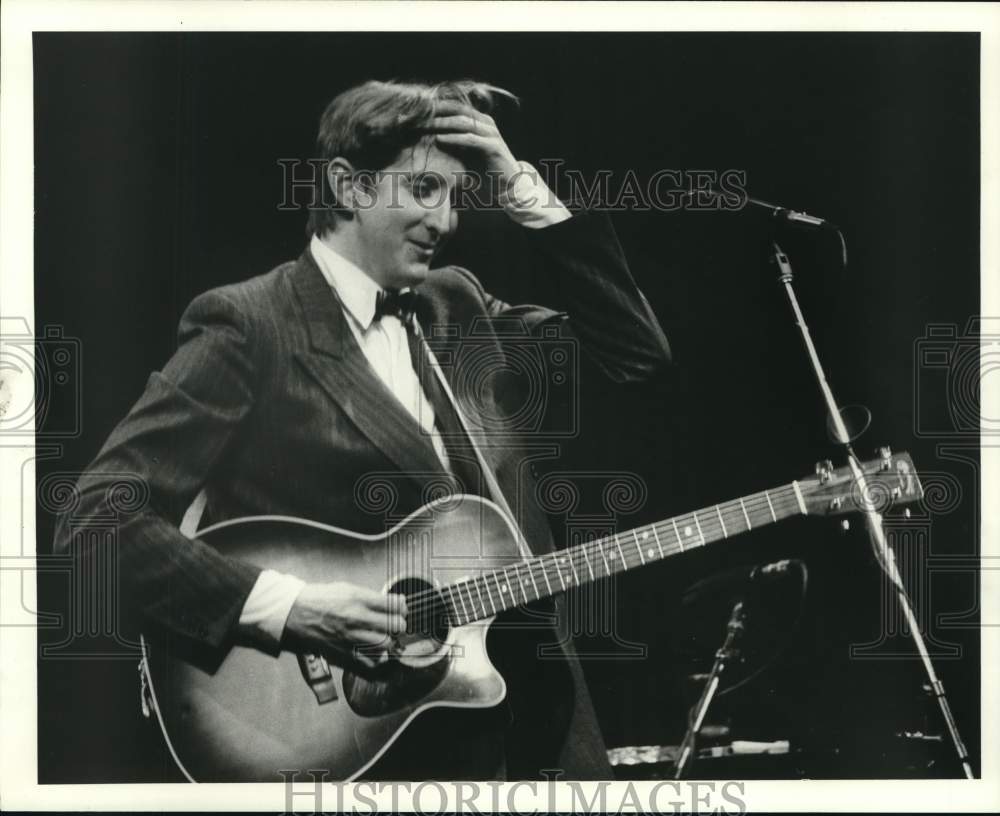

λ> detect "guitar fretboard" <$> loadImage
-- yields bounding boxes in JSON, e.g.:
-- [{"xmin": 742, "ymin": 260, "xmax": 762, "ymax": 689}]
[{"xmin": 438, "ymin": 482, "xmax": 807, "ymax": 626}]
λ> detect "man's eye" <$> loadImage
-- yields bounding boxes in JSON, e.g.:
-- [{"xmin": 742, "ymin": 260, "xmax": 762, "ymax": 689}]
[{"xmin": 412, "ymin": 175, "xmax": 442, "ymax": 200}]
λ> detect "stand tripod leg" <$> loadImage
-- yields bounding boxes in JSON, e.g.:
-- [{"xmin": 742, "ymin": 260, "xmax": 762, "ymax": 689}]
[{"xmin": 886, "ymin": 547, "xmax": 974, "ymax": 779}]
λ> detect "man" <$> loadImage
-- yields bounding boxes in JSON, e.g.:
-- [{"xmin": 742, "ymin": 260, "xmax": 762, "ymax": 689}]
[{"xmin": 54, "ymin": 79, "xmax": 671, "ymax": 780}]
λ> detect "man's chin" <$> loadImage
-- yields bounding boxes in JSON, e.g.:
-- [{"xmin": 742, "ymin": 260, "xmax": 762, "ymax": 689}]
[{"xmin": 390, "ymin": 263, "xmax": 429, "ymax": 289}]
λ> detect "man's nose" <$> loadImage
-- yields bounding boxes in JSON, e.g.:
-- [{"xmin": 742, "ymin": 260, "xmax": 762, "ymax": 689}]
[{"xmin": 423, "ymin": 195, "xmax": 455, "ymax": 240}]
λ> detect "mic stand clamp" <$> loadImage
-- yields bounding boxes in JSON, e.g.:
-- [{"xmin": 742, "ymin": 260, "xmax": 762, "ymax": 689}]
[{"xmin": 673, "ymin": 600, "xmax": 747, "ymax": 779}]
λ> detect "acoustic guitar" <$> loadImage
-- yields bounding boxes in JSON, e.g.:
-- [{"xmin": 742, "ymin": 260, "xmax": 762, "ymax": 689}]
[{"xmin": 140, "ymin": 449, "xmax": 921, "ymax": 781}]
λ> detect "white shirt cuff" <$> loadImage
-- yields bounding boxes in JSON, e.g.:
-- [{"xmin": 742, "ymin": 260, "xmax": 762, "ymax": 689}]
[
  {"xmin": 238, "ymin": 569, "xmax": 306, "ymax": 649},
  {"xmin": 499, "ymin": 161, "xmax": 571, "ymax": 229}
]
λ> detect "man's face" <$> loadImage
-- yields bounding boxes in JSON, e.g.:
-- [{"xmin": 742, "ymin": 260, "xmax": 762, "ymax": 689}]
[{"xmin": 352, "ymin": 141, "xmax": 465, "ymax": 289}]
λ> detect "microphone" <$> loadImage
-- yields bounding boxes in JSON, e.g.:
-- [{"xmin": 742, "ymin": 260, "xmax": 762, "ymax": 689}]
[
  {"xmin": 741, "ymin": 559, "xmax": 807, "ymax": 621},
  {"xmin": 748, "ymin": 558, "xmax": 804, "ymax": 584},
  {"xmin": 688, "ymin": 188, "xmax": 840, "ymax": 231},
  {"xmin": 768, "ymin": 206, "xmax": 839, "ymax": 232}
]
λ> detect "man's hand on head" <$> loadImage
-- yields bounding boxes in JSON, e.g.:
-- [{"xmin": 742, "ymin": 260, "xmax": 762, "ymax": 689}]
[
  {"xmin": 424, "ymin": 101, "xmax": 569, "ymax": 227},
  {"xmin": 423, "ymin": 101, "xmax": 521, "ymax": 188}
]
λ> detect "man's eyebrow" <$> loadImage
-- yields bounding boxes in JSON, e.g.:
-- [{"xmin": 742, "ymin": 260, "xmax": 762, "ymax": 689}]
[{"xmin": 401, "ymin": 171, "xmax": 446, "ymax": 185}]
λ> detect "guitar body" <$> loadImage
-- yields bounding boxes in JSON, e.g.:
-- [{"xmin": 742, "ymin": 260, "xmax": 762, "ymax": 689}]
[
  {"xmin": 140, "ymin": 451, "xmax": 922, "ymax": 782},
  {"xmin": 142, "ymin": 494, "xmax": 525, "ymax": 782}
]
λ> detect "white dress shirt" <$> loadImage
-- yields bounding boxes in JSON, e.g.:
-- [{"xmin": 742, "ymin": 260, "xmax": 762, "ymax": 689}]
[
  {"xmin": 237, "ymin": 162, "xmax": 570, "ymax": 647},
  {"xmin": 311, "ymin": 235, "xmax": 453, "ymax": 468}
]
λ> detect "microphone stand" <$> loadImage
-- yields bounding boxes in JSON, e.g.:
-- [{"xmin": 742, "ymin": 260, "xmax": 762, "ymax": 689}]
[
  {"xmin": 770, "ymin": 243, "xmax": 974, "ymax": 779},
  {"xmin": 673, "ymin": 600, "xmax": 746, "ymax": 779}
]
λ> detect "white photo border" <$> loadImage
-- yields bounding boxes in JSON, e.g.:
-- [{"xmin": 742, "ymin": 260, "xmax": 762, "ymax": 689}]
[{"xmin": 2, "ymin": 1, "xmax": 998, "ymax": 812}]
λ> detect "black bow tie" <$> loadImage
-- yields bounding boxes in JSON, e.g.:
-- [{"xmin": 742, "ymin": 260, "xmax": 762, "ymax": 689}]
[{"xmin": 374, "ymin": 288, "xmax": 419, "ymax": 325}]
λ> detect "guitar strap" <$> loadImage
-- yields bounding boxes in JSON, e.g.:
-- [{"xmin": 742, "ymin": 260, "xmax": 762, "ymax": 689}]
[
  {"xmin": 408, "ymin": 318, "xmax": 533, "ymax": 560},
  {"xmin": 405, "ymin": 326, "xmax": 484, "ymax": 499}
]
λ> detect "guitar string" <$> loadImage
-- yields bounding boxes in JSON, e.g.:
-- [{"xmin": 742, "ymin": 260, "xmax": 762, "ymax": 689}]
[
  {"xmin": 399, "ymin": 502, "xmax": 804, "ymax": 632},
  {"xmin": 402, "ymin": 488, "xmax": 803, "ymax": 623},
  {"xmin": 397, "ymin": 488, "xmax": 805, "ymax": 625}
]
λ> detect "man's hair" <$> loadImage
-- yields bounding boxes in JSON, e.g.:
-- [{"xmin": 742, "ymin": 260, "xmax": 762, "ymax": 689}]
[{"xmin": 306, "ymin": 79, "xmax": 517, "ymax": 237}]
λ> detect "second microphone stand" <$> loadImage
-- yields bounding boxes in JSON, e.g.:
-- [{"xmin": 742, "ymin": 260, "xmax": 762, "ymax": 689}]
[{"xmin": 673, "ymin": 599, "xmax": 746, "ymax": 779}]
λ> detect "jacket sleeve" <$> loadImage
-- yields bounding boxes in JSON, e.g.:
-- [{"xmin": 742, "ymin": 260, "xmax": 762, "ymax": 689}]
[
  {"xmin": 478, "ymin": 209, "xmax": 671, "ymax": 383},
  {"xmin": 52, "ymin": 289, "xmax": 263, "ymax": 648}
]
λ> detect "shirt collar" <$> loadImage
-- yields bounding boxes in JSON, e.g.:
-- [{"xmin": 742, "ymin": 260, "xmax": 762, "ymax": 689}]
[{"xmin": 309, "ymin": 234, "xmax": 382, "ymax": 331}]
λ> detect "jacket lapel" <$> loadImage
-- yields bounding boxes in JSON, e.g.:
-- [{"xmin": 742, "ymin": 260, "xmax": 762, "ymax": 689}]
[
  {"xmin": 289, "ymin": 250, "xmax": 450, "ymax": 486},
  {"xmin": 414, "ymin": 287, "xmax": 513, "ymax": 482}
]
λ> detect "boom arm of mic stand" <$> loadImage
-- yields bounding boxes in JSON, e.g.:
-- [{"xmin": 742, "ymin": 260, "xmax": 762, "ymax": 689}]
[{"xmin": 772, "ymin": 243, "xmax": 974, "ymax": 780}]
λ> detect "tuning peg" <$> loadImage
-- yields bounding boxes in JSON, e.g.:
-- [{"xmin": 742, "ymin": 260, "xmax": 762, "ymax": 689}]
[
  {"xmin": 904, "ymin": 508, "xmax": 911, "ymax": 519},
  {"xmin": 841, "ymin": 519, "xmax": 850, "ymax": 532}
]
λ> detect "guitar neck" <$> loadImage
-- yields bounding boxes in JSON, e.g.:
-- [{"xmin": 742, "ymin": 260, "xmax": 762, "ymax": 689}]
[{"xmin": 443, "ymin": 481, "xmax": 808, "ymax": 626}]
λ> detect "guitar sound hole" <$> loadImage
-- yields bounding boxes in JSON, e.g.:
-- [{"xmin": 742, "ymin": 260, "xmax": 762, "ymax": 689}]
[
  {"xmin": 392, "ymin": 577, "xmax": 450, "ymax": 661},
  {"xmin": 342, "ymin": 577, "xmax": 452, "ymax": 717}
]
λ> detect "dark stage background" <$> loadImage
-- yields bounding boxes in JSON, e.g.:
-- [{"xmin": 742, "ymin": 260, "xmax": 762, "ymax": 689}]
[{"xmin": 33, "ymin": 32, "xmax": 981, "ymax": 780}]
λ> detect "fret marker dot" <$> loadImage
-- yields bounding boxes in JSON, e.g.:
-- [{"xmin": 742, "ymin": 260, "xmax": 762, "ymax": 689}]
[
  {"xmin": 684, "ymin": 525, "xmax": 693, "ymax": 536},
  {"xmin": 647, "ymin": 548, "xmax": 654, "ymax": 559},
  {"xmin": 642, "ymin": 532, "xmax": 649, "ymax": 540},
  {"xmin": 501, "ymin": 584, "xmax": 508, "ymax": 593}
]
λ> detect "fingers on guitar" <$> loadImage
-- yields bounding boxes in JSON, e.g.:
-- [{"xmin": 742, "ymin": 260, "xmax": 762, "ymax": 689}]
[
  {"xmin": 383, "ymin": 591, "xmax": 408, "ymax": 617},
  {"xmin": 358, "ymin": 587, "xmax": 407, "ymax": 615},
  {"xmin": 352, "ymin": 628, "xmax": 391, "ymax": 646}
]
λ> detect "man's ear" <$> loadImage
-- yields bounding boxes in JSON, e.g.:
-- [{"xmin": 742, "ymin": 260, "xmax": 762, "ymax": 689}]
[
  {"xmin": 327, "ymin": 157, "xmax": 357, "ymax": 217},
  {"xmin": 327, "ymin": 158, "xmax": 378, "ymax": 217}
]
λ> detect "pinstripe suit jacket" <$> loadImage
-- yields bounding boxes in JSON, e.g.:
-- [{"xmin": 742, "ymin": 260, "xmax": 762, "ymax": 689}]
[{"xmin": 54, "ymin": 208, "xmax": 671, "ymax": 778}]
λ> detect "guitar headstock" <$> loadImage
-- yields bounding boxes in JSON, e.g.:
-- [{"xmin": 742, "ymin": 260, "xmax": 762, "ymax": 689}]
[{"xmin": 800, "ymin": 448, "xmax": 923, "ymax": 517}]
